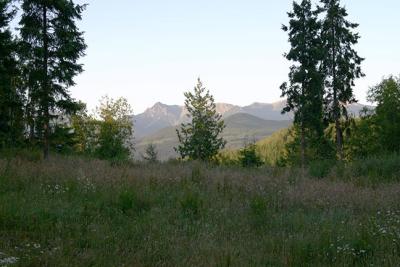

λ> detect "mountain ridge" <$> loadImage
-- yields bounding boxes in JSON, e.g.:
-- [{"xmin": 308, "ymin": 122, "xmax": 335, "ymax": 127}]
[
  {"xmin": 133, "ymin": 100, "xmax": 370, "ymax": 139},
  {"xmin": 135, "ymin": 112, "xmax": 292, "ymax": 160}
]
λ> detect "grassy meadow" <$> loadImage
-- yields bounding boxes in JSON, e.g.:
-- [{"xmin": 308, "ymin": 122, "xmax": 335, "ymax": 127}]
[{"xmin": 1, "ymin": 155, "xmax": 400, "ymax": 266}]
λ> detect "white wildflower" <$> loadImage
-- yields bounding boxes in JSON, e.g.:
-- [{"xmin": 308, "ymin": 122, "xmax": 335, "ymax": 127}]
[{"xmin": 0, "ymin": 256, "xmax": 19, "ymax": 265}]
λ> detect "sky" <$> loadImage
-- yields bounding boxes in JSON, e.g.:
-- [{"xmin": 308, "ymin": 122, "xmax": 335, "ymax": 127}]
[{"xmin": 70, "ymin": 0, "xmax": 400, "ymax": 114}]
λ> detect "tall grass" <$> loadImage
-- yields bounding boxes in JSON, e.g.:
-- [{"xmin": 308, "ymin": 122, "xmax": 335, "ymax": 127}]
[
  {"xmin": 308, "ymin": 153, "xmax": 400, "ymax": 186},
  {"xmin": 1, "ymin": 155, "xmax": 400, "ymax": 266}
]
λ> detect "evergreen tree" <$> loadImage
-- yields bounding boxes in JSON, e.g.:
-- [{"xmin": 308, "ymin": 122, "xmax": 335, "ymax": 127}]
[
  {"xmin": 19, "ymin": 0, "xmax": 87, "ymax": 158},
  {"xmin": 238, "ymin": 140, "xmax": 263, "ymax": 168},
  {"xmin": 319, "ymin": 0, "xmax": 364, "ymax": 160},
  {"xmin": 143, "ymin": 143, "xmax": 158, "ymax": 163},
  {"xmin": 175, "ymin": 78, "xmax": 226, "ymax": 161},
  {"xmin": 0, "ymin": 0, "xmax": 24, "ymax": 148},
  {"xmin": 280, "ymin": 0, "xmax": 325, "ymax": 167}
]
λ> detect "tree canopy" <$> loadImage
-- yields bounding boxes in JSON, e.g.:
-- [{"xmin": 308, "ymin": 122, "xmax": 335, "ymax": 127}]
[{"xmin": 175, "ymin": 78, "xmax": 226, "ymax": 161}]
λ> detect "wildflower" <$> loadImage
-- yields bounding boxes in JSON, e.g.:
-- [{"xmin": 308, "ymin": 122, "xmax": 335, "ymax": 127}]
[{"xmin": 0, "ymin": 256, "xmax": 19, "ymax": 265}]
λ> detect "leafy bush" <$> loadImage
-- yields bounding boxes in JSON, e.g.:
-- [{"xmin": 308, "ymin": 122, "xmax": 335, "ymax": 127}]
[
  {"xmin": 238, "ymin": 142, "xmax": 263, "ymax": 168},
  {"xmin": 346, "ymin": 154, "xmax": 400, "ymax": 185},
  {"xmin": 0, "ymin": 148, "xmax": 42, "ymax": 162}
]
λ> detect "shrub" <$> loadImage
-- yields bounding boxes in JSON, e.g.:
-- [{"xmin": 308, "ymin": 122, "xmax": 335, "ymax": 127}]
[
  {"xmin": 238, "ymin": 142, "xmax": 263, "ymax": 168},
  {"xmin": 346, "ymin": 153, "xmax": 400, "ymax": 185}
]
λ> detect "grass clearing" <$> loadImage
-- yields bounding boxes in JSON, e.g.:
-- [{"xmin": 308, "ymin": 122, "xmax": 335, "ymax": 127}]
[{"xmin": 1, "ymin": 156, "xmax": 400, "ymax": 266}]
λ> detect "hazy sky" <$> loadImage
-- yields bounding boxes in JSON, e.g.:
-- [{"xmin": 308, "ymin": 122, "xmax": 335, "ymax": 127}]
[{"xmin": 71, "ymin": 0, "xmax": 400, "ymax": 114}]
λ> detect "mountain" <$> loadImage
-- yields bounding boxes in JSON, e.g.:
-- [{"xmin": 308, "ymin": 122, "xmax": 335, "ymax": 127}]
[
  {"xmin": 133, "ymin": 102, "xmax": 183, "ymax": 138},
  {"xmin": 133, "ymin": 100, "xmax": 370, "ymax": 139},
  {"xmin": 135, "ymin": 113, "xmax": 292, "ymax": 160},
  {"xmin": 240, "ymin": 101, "xmax": 291, "ymax": 121},
  {"xmin": 133, "ymin": 102, "xmax": 242, "ymax": 138}
]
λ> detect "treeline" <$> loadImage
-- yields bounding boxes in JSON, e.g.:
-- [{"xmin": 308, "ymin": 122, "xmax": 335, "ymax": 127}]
[
  {"xmin": 0, "ymin": 0, "xmax": 86, "ymax": 158},
  {"xmin": 279, "ymin": 0, "xmax": 363, "ymax": 167},
  {"xmin": 1, "ymin": 0, "xmax": 399, "ymax": 166},
  {"xmin": 174, "ymin": 0, "xmax": 400, "ymax": 168},
  {"xmin": 208, "ymin": 0, "xmax": 400, "ymax": 168},
  {"xmin": 278, "ymin": 0, "xmax": 400, "ymax": 167},
  {"xmin": 218, "ymin": 73, "xmax": 400, "ymax": 168}
]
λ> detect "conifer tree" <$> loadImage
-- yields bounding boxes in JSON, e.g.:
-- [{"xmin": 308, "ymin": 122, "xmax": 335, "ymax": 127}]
[
  {"xmin": 280, "ymin": 0, "xmax": 325, "ymax": 167},
  {"xmin": 19, "ymin": 0, "xmax": 87, "ymax": 158},
  {"xmin": 0, "ymin": 0, "xmax": 24, "ymax": 148},
  {"xmin": 175, "ymin": 78, "xmax": 226, "ymax": 161},
  {"xmin": 143, "ymin": 143, "xmax": 158, "ymax": 163},
  {"xmin": 319, "ymin": 0, "xmax": 364, "ymax": 160}
]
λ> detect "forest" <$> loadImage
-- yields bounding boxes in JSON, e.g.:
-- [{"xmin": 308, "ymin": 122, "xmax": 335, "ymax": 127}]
[{"xmin": 1, "ymin": 0, "xmax": 400, "ymax": 266}]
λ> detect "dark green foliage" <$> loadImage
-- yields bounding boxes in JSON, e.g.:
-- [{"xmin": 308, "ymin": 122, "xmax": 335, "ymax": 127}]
[
  {"xmin": 96, "ymin": 121, "xmax": 131, "ymax": 160},
  {"xmin": 283, "ymin": 126, "xmax": 335, "ymax": 167},
  {"xmin": 95, "ymin": 97, "xmax": 134, "ymax": 161},
  {"xmin": 281, "ymin": 0, "xmax": 326, "ymax": 167},
  {"xmin": 346, "ymin": 111, "xmax": 381, "ymax": 159},
  {"xmin": 88, "ymin": 97, "xmax": 134, "ymax": 160},
  {"xmin": 347, "ymin": 154, "xmax": 400, "ymax": 185},
  {"xmin": 345, "ymin": 76, "xmax": 400, "ymax": 159},
  {"xmin": 238, "ymin": 141, "xmax": 263, "ymax": 168},
  {"xmin": 175, "ymin": 78, "xmax": 226, "ymax": 161},
  {"xmin": 50, "ymin": 125, "xmax": 76, "ymax": 154},
  {"xmin": 0, "ymin": 0, "xmax": 24, "ymax": 148},
  {"xmin": 19, "ymin": 0, "xmax": 87, "ymax": 158},
  {"xmin": 70, "ymin": 104, "xmax": 98, "ymax": 155},
  {"xmin": 308, "ymin": 159, "xmax": 335, "ymax": 179},
  {"xmin": 367, "ymin": 76, "xmax": 400, "ymax": 152},
  {"xmin": 319, "ymin": 0, "xmax": 364, "ymax": 159},
  {"xmin": 69, "ymin": 97, "xmax": 134, "ymax": 161},
  {"xmin": 143, "ymin": 143, "xmax": 158, "ymax": 163}
]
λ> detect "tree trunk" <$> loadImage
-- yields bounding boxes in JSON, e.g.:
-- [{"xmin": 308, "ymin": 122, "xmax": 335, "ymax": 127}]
[
  {"xmin": 335, "ymin": 119, "xmax": 344, "ymax": 160},
  {"xmin": 331, "ymin": 16, "xmax": 343, "ymax": 160},
  {"xmin": 300, "ymin": 82, "xmax": 306, "ymax": 172},
  {"xmin": 301, "ymin": 121, "xmax": 306, "ymax": 174},
  {"xmin": 42, "ymin": 5, "xmax": 50, "ymax": 159},
  {"xmin": 27, "ymin": 100, "xmax": 35, "ymax": 143}
]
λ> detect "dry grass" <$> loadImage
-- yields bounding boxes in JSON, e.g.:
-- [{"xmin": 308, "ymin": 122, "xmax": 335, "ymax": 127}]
[{"xmin": 1, "ymin": 155, "xmax": 400, "ymax": 266}]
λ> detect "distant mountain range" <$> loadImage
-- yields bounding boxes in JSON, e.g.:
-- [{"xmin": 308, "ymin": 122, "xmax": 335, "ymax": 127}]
[
  {"xmin": 133, "ymin": 100, "xmax": 370, "ymax": 160},
  {"xmin": 134, "ymin": 101, "xmax": 292, "ymax": 139}
]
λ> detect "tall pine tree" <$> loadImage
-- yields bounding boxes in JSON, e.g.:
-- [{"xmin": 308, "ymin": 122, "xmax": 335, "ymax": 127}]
[
  {"xmin": 280, "ymin": 0, "xmax": 325, "ymax": 167},
  {"xmin": 175, "ymin": 78, "xmax": 226, "ymax": 161},
  {"xmin": 319, "ymin": 0, "xmax": 364, "ymax": 160},
  {"xmin": 0, "ymin": 0, "xmax": 24, "ymax": 148},
  {"xmin": 19, "ymin": 0, "xmax": 87, "ymax": 158}
]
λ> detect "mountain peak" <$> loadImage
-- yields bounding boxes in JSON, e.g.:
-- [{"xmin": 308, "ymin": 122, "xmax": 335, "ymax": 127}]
[
  {"xmin": 149, "ymin": 102, "xmax": 167, "ymax": 110},
  {"xmin": 134, "ymin": 100, "xmax": 369, "ymax": 139}
]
